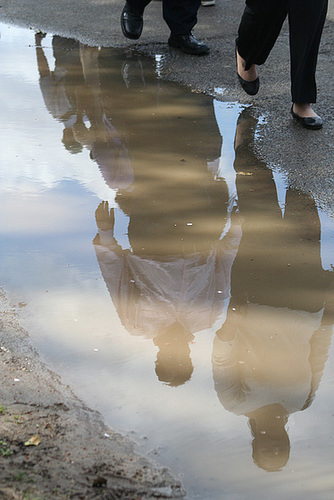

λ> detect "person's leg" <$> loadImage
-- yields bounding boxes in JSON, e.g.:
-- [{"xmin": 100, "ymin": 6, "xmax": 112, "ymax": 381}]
[
  {"xmin": 163, "ymin": 0, "xmax": 201, "ymax": 34},
  {"xmin": 236, "ymin": 0, "xmax": 287, "ymax": 88},
  {"xmin": 238, "ymin": 0, "xmax": 287, "ymax": 67},
  {"xmin": 165, "ymin": 0, "xmax": 210, "ymax": 54},
  {"xmin": 127, "ymin": 0, "xmax": 152, "ymax": 14},
  {"xmin": 289, "ymin": 0, "xmax": 328, "ymax": 107}
]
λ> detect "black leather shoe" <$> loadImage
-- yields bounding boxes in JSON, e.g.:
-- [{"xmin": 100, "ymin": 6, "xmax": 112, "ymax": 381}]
[
  {"xmin": 168, "ymin": 33, "xmax": 210, "ymax": 55},
  {"xmin": 121, "ymin": 2, "xmax": 143, "ymax": 40},
  {"xmin": 291, "ymin": 106, "xmax": 323, "ymax": 130}
]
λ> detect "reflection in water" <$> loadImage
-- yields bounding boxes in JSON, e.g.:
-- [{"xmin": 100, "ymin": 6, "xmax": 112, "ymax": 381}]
[
  {"xmin": 30, "ymin": 32, "xmax": 334, "ymax": 483},
  {"xmin": 92, "ymin": 47, "xmax": 241, "ymax": 387},
  {"xmin": 212, "ymin": 110, "xmax": 334, "ymax": 471},
  {"xmin": 35, "ymin": 33, "xmax": 84, "ymax": 154}
]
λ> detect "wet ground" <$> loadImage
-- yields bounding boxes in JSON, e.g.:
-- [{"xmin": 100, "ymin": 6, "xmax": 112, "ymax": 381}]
[{"xmin": 1, "ymin": 23, "xmax": 334, "ymax": 500}]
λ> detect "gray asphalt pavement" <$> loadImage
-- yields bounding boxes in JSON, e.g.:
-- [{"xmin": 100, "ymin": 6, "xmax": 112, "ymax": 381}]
[{"xmin": 1, "ymin": 0, "xmax": 333, "ymax": 211}]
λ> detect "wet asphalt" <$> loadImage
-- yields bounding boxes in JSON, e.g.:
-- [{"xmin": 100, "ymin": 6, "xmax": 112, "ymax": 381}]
[{"xmin": 0, "ymin": 0, "xmax": 333, "ymax": 211}]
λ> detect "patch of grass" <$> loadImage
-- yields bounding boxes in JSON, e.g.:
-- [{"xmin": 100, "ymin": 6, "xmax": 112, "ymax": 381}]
[
  {"xmin": 0, "ymin": 439, "xmax": 13, "ymax": 457},
  {"xmin": 11, "ymin": 471, "xmax": 35, "ymax": 483},
  {"xmin": 22, "ymin": 493, "xmax": 46, "ymax": 500},
  {"xmin": 0, "ymin": 405, "xmax": 9, "ymax": 416}
]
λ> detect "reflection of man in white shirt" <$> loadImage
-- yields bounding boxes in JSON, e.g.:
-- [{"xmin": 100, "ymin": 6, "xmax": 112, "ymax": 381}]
[
  {"xmin": 212, "ymin": 305, "xmax": 332, "ymax": 470},
  {"xmin": 93, "ymin": 193, "xmax": 242, "ymax": 385},
  {"xmin": 91, "ymin": 70, "xmax": 243, "ymax": 385},
  {"xmin": 212, "ymin": 109, "xmax": 334, "ymax": 472}
]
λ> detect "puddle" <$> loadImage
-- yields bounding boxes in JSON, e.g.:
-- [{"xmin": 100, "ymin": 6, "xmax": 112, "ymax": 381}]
[{"xmin": 1, "ymin": 23, "xmax": 334, "ymax": 500}]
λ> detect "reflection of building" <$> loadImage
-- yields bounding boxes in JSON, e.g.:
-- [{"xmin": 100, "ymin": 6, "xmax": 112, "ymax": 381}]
[{"xmin": 212, "ymin": 110, "xmax": 334, "ymax": 472}]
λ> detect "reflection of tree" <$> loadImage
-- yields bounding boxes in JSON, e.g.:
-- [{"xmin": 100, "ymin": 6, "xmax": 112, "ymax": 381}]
[{"xmin": 212, "ymin": 109, "xmax": 334, "ymax": 472}]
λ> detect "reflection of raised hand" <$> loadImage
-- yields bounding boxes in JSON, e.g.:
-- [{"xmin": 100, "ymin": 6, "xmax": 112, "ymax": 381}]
[
  {"xmin": 95, "ymin": 201, "xmax": 115, "ymax": 232},
  {"xmin": 35, "ymin": 31, "xmax": 47, "ymax": 47}
]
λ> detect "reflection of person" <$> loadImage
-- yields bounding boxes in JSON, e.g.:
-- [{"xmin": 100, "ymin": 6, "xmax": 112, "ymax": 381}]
[
  {"xmin": 74, "ymin": 45, "xmax": 135, "ymax": 190},
  {"xmin": 94, "ymin": 191, "xmax": 241, "ymax": 386},
  {"xmin": 121, "ymin": 0, "xmax": 210, "ymax": 55},
  {"xmin": 35, "ymin": 33, "xmax": 84, "ymax": 152},
  {"xmin": 212, "ymin": 109, "xmax": 334, "ymax": 471},
  {"xmin": 235, "ymin": 0, "xmax": 327, "ymax": 129},
  {"xmin": 38, "ymin": 41, "xmax": 135, "ymax": 191},
  {"xmin": 92, "ymin": 59, "xmax": 243, "ymax": 384}
]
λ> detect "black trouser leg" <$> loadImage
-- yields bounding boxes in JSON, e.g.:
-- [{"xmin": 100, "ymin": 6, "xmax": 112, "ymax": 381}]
[
  {"xmin": 288, "ymin": 0, "xmax": 328, "ymax": 103},
  {"xmin": 237, "ymin": 0, "xmax": 328, "ymax": 102},
  {"xmin": 127, "ymin": 0, "xmax": 152, "ymax": 15},
  {"xmin": 163, "ymin": 0, "xmax": 201, "ymax": 34},
  {"xmin": 237, "ymin": 0, "xmax": 287, "ymax": 70}
]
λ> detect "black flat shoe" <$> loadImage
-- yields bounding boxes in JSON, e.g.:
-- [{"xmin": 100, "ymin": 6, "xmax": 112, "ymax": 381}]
[
  {"xmin": 121, "ymin": 3, "xmax": 143, "ymax": 40},
  {"xmin": 291, "ymin": 106, "xmax": 323, "ymax": 130},
  {"xmin": 237, "ymin": 73, "xmax": 260, "ymax": 96},
  {"xmin": 168, "ymin": 33, "xmax": 210, "ymax": 55},
  {"xmin": 235, "ymin": 40, "xmax": 259, "ymax": 96}
]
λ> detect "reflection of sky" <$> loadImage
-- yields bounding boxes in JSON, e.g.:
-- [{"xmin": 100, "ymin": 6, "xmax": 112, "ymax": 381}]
[
  {"xmin": 1, "ymin": 23, "xmax": 334, "ymax": 500},
  {"xmin": 213, "ymin": 100, "xmax": 239, "ymax": 209}
]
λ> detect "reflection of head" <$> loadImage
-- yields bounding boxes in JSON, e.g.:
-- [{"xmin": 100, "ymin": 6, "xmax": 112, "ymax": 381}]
[
  {"xmin": 154, "ymin": 322, "xmax": 194, "ymax": 387},
  {"xmin": 62, "ymin": 127, "xmax": 83, "ymax": 154},
  {"xmin": 248, "ymin": 404, "xmax": 290, "ymax": 472}
]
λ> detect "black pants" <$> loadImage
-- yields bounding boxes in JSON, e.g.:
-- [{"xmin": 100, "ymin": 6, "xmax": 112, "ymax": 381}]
[
  {"xmin": 127, "ymin": 0, "xmax": 201, "ymax": 35},
  {"xmin": 237, "ymin": 0, "xmax": 328, "ymax": 102}
]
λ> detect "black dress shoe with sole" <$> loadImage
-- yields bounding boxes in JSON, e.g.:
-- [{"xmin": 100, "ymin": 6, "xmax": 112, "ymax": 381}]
[
  {"xmin": 291, "ymin": 106, "xmax": 323, "ymax": 130},
  {"xmin": 121, "ymin": 3, "xmax": 143, "ymax": 40},
  {"xmin": 168, "ymin": 33, "xmax": 210, "ymax": 55}
]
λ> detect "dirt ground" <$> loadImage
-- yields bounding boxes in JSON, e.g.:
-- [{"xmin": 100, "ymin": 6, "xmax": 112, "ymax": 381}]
[{"xmin": 0, "ymin": 290, "xmax": 185, "ymax": 500}]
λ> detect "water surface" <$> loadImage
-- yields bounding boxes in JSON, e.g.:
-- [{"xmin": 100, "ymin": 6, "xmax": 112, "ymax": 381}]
[{"xmin": 1, "ymin": 24, "xmax": 334, "ymax": 500}]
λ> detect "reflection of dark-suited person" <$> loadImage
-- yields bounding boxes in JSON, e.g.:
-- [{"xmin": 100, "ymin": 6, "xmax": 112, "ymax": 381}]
[
  {"xmin": 93, "ymin": 54, "xmax": 242, "ymax": 385},
  {"xmin": 73, "ymin": 45, "xmax": 135, "ymax": 190},
  {"xmin": 121, "ymin": 0, "xmax": 210, "ymax": 55},
  {"xmin": 212, "ymin": 109, "xmax": 333, "ymax": 471},
  {"xmin": 35, "ymin": 33, "xmax": 84, "ymax": 153},
  {"xmin": 35, "ymin": 35, "xmax": 132, "ymax": 186}
]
